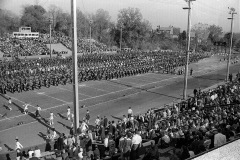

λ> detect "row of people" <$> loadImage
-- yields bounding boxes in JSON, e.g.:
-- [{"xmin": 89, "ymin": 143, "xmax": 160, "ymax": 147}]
[{"xmin": 0, "ymin": 51, "xmax": 209, "ymax": 94}]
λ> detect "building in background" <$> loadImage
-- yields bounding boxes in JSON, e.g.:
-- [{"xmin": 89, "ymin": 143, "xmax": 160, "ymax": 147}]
[{"xmin": 12, "ymin": 27, "xmax": 39, "ymax": 39}]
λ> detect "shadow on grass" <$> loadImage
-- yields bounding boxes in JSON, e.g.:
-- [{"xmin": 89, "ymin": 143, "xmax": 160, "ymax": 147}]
[
  {"xmin": 108, "ymin": 79, "xmax": 180, "ymax": 100},
  {"xmin": 193, "ymin": 75, "xmax": 225, "ymax": 81},
  {"xmin": 0, "ymin": 94, "xmax": 61, "ymax": 135},
  {"xmin": 4, "ymin": 144, "xmax": 13, "ymax": 151},
  {"xmin": 57, "ymin": 113, "xmax": 67, "ymax": 120},
  {"xmin": 38, "ymin": 132, "xmax": 48, "ymax": 141},
  {"xmin": 57, "ymin": 121, "xmax": 71, "ymax": 130}
]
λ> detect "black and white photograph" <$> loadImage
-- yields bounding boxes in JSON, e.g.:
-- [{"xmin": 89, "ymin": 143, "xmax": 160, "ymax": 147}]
[{"xmin": 0, "ymin": 0, "xmax": 240, "ymax": 160}]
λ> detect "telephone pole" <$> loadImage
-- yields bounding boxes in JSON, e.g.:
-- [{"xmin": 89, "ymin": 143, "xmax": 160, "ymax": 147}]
[
  {"xmin": 120, "ymin": 23, "xmax": 123, "ymax": 52},
  {"xmin": 71, "ymin": 0, "xmax": 79, "ymax": 135},
  {"xmin": 183, "ymin": 0, "xmax": 195, "ymax": 100},
  {"xmin": 49, "ymin": 18, "xmax": 52, "ymax": 58},
  {"xmin": 226, "ymin": 7, "xmax": 237, "ymax": 82},
  {"xmin": 89, "ymin": 20, "xmax": 93, "ymax": 54}
]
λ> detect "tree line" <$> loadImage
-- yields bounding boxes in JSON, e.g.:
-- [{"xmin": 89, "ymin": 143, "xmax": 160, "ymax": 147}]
[{"xmin": 0, "ymin": 4, "xmax": 240, "ymax": 51}]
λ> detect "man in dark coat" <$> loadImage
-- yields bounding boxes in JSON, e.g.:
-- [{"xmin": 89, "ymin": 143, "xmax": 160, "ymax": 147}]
[{"xmin": 57, "ymin": 133, "xmax": 64, "ymax": 150}]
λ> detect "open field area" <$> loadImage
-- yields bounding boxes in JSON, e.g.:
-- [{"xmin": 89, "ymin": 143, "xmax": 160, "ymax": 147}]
[{"xmin": 0, "ymin": 54, "xmax": 239, "ymax": 155}]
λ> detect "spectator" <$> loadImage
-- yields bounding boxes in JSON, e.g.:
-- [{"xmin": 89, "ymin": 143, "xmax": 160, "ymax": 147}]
[
  {"xmin": 6, "ymin": 153, "xmax": 11, "ymax": 160},
  {"xmin": 93, "ymin": 145, "xmax": 100, "ymax": 160},
  {"xmin": 78, "ymin": 148, "xmax": 83, "ymax": 160},
  {"xmin": 61, "ymin": 149, "xmax": 68, "ymax": 160},
  {"xmin": 131, "ymin": 131, "xmax": 142, "ymax": 160},
  {"xmin": 16, "ymin": 149, "xmax": 22, "ymax": 160},
  {"xmin": 128, "ymin": 107, "xmax": 133, "ymax": 118},
  {"xmin": 57, "ymin": 133, "xmax": 64, "ymax": 151},
  {"xmin": 29, "ymin": 153, "xmax": 39, "ymax": 160},
  {"xmin": 28, "ymin": 148, "xmax": 34, "ymax": 159},
  {"xmin": 34, "ymin": 146, "xmax": 41, "ymax": 158},
  {"xmin": 179, "ymin": 145, "xmax": 190, "ymax": 160},
  {"xmin": 214, "ymin": 128, "xmax": 227, "ymax": 147}
]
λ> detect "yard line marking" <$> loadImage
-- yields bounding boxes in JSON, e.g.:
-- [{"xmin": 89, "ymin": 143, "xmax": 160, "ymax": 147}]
[
  {"xmin": 85, "ymin": 85, "xmax": 109, "ymax": 93},
  {"xmin": 56, "ymin": 86, "xmax": 92, "ymax": 98},
  {"xmin": 87, "ymin": 80, "xmax": 127, "ymax": 89},
  {"xmin": 128, "ymin": 76, "xmax": 153, "ymax": 83},
  {"xmin": 33, "ymin": 91, "xmax": 71, "ymax": 103},
  {"xmin": 17, "ymin": 75, "xmax": 182, "ymax": 112},
  {"xmin": 0, "ymin": 121, "xmax": 38, "ymax": 133},
  {"xmin": 0, "ymin": 113, "xmax": 10, "ymax": 120},
  {"xmin": 5, "ymin": 95, "xmax": 38, "ymax": 109},
  {"xmin": 109, "ymin": 79, "xmax": 142, "ymax": 86}
]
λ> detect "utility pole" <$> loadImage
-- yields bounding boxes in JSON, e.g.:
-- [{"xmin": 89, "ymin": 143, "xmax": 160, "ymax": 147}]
[
  {"xmin": 226, "ymin": 7, "xmax": 237, "ymax": 82},
  {"xmin": 120, "ymin": 23, "xmax": 123, "ymax": 52},
  {"xmin": 71, "ymin": 0, "xmax": 79, "ymax": 137},
  {"xmin": 89, "ymin": 20, "xmax": 92, "ymax": 54},
  {"xmin": 183, "ymin": 0, "xmax": 195, "ymax": 100},
  {"xmin": 49, "ymin": 18, "xmax": 52, "ymax": 58}
]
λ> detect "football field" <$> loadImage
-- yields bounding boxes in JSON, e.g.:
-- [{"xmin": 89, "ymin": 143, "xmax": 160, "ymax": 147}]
[{"xmin": 0, "ymin": 55, "xmax": 238, "ymax": 154}]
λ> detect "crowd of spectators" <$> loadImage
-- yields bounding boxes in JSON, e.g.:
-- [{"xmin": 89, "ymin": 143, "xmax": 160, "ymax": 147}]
[
  {"xmin": 0, "ymin": 36, "xmax": 50, "ymax": 57},
  {"xmin": 0, "ymin": 32, "xmax": 110, "ymax": 58},
  {"xmin": 52, "ymin": 32, "xmax": 108, "ymax": 53}
]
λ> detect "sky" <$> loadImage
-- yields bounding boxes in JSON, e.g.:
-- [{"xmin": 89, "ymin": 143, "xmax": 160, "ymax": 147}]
[{"xmin": 0, "ymin": 0, "xmax": 239, "ymax": 32}]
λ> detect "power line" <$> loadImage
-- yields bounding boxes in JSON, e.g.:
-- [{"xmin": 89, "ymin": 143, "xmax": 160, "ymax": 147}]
[
  {"xmin": 149, "ymin": 0, "xmax": 186, "ymax": 6},
  {"xmin": 195, "ymin": 1, "xmax": 227, "ymax": 13}
]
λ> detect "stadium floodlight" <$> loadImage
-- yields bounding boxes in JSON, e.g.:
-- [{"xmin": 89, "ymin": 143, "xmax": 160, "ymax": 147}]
[
  {"xmin": 182, "ymin": 0, "xmax": 195, "ymax": 100},
  {"xmin": 226, "ymin": 8, "xmax": 237, "ymax": 82}
]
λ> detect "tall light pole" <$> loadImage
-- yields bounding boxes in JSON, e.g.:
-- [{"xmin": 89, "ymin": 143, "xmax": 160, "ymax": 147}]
[
  {"xmin": 226, "ymin": 7, "xmax": 237, "ymax": 82},
  {"xmin": 49, "ymin": 18, "xmax": 52, "ymax": 58},
  {"xmin": 71, "ymin": 0, "xmax": 79, "ymax": 136},
  {"xmin": 120, "ymin": 23, "xmax": 123, "ymax": 52},
  {"xmin": 183, "ymin": 0, "xmax": 195, "ymax": 100},
  {"xmin": 89, "ymin": 20, "xmax": 92, "ymax": 54}
]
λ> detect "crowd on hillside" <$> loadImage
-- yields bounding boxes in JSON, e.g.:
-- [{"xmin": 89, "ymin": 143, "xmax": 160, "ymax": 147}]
[
  {"xmin": 10, "ymin": 74, "xmax": 240, "ymax": 160},
  {"xmin": 0, "ymin": 51, "xmax": 208, "ymax": 94},
  {"xmin": 0, "ymin": 36, "xmax": 50, "ymax": 57},
  {"xmin": 52, "ymin": 32, "xmax": 108, "ymax": 53},
  {"xmin": 0, "ymin": 32, "xmax": 109, "ymax": 58}
]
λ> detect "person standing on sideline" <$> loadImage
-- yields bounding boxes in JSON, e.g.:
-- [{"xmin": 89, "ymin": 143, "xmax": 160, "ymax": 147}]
[
  {"xmin": 49, "ymin": 112, "xmax": 56, "ymax": 125},
  {"xmin": 86, "ymin": 110, "xmax": 90, "ymax": 124},
  {"xmin": 67, "ymin": 106, "xmax": 71, "ymax": 120},
  {"xmin": 190, "ymin": 68, "xmax": 193, "ymax": 76},
  {"xmin": 70, "ymin": 113, "xmax": 74, "ymax": 128},
  {"xmin": 128, "ymin": 107, "xmax": 133, "ymax": 118},
  {"xmin": 95, "ymin": 115, "xmax": 101, "ymax": 126},
  {"xmin": 131, "ymin": 131, "xmax": 142, "ymax": 160},
  {"xmin": 7, "ymin": 98, "xmax": 12, "ymax": 111},
  {"xmin": 35, "ymin": 105, "xmax": 41, "ymax": 118},
  {"xmin": 15, "ymin": 137, "xmax": 23, "ymax": 151},
  {"xmin": 23, "ymin": 103, "xmax": 29, "ymax": 114}
]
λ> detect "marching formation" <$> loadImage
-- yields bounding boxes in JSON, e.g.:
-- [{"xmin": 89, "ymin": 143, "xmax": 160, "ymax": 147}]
[{"xmin": 0, "ymin": 51, "xmax": 208, "ymax": 94}]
